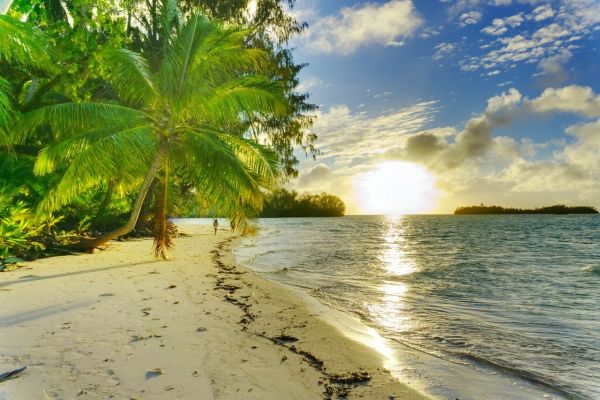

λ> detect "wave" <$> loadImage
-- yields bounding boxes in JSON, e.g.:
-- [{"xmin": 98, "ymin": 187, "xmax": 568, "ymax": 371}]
[{"xmin": 452, "ymin": 351, "xmax": 578, "ymax": 399}]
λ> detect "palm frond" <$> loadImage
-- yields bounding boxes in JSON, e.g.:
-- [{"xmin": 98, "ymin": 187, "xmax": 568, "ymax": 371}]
[
  {"xmin": 99, "ymin": 49, "xmax": 158, "ymax": 107},
  {"xmin": 189, "ymin": 28, "xmax": 271, "ymax": 80},
  {"xmin": 35, "ymin": 125, "xmax": 156, "ymax": 214},
  {"xmin": 19, "ymin": 102, "xmax": 149, "ymax": 142},
  {"xmin": 0, "ymin": 15, "xmax": 56, "ymax": 73},
  {"xmin": 159, "ymin": 14, "xmax": 213, "ymax": 100},
  {"xmin": 191, "ymin": 76, "xmax": 287, "ymax": 125},
  {"xmin": 189, "ymin": 127, "xmax": 280, "ymax": 187},
  {"xmin": 0, "ymin": 77, "xmax": 14, "ymax": 147},
  {"xmin": 33, "ymin": 124, "xmax": 152, "ymax": 174}
]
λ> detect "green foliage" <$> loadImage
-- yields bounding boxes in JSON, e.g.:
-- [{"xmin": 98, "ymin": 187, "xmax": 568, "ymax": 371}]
[
  {"xmin": 0, "ymin": 200, "xmax": 45, "ymax": 262},
  {"xmin": 0, "ymin": 1, "xmax": 320, "ymax": 260},
  {"xmin": 8, "ymin": 0, "xmax": 128, "ymax": 102},
  {"xmin": 261, "ymin": 189, "xmax": 345, "ymax": 217},
  {"xmin": 454, "ymin": 205, "xmax": 599, "ymax": 215},
  {"xmin": 24, "ymin": 13, "xmax": 286, "ymax": 257},
  {"xmin": 123, "ymin": 0, "xmax": 317, "ymax": 176},
  {"xmin": 0, "ymin": 14, "xmax": 55, "ymax": 71}
]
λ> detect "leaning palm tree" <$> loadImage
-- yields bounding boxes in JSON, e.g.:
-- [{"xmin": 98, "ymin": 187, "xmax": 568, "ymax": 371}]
[
  {"xmin": 0, "ymin": 15, "xmax": 55, "ymax": 147},
  {"xmin": 21, "ymin": 14, "xmax": 286, "ymax": 258}
]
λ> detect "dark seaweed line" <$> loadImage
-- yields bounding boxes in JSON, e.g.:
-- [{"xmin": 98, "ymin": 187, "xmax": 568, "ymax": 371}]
[{"xmin": 211, "ymin": 238, "xmax": 373, "ymax": 399}]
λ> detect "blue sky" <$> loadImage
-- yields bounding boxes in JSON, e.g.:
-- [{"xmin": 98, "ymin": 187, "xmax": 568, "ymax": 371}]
[{"xmin": 285, "ymin": 0, "xmax": 600, "ymax": 213}]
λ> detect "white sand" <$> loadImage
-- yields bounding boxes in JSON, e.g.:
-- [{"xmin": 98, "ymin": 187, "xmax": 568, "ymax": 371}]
[{"xmin": 0, "ymin": 225, "xmax": 429, "ymax": 399}]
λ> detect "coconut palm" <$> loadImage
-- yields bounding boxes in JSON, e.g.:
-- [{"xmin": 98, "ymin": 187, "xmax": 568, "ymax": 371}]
[
  {"xmin": 21, "ymin": 14, "xmax": 286, "ymax": 258},
  {"xmin": 0, "ymin": 14, "xmax": 55, "ymax": 147}
]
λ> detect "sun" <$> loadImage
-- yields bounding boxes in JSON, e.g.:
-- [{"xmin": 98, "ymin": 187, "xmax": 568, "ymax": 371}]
[{"xmin": 355, "ymin": 161, "xmax": 437, "ymax": 215}]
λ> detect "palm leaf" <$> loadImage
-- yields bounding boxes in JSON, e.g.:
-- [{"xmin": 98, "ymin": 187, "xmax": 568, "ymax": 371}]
[
  {"xmin": 99, "ymin": 49, "xmax": 158, "ymax": 107},
  {"xmin": 19, "ymin": 102, "xmax": 149, "ymax": 142},
  {"xmin": 0, "ymin": 77, "xmax": 13, "ymax": 147},
  {"xmin": 36, "ymin": 125, "xmax": 156, "ymax": 213},
  {"xmin": 160, "ymin": 14, "xmax": 211, "ymax": 100},
  {"xmin": 191, "ymin": 76, "xmax": 287, "ymax": 125},
  {"xmin": 189, "ymin": 28, "xmax": 270, "ymax": 81},
  {"xmin": 0, "ymin": 15, "xmax": 56, "ymax": 72}
]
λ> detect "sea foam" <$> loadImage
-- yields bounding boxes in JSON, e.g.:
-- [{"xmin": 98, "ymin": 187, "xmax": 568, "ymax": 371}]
[{"xmin": 581, "ymin": 264, "xmax": 600, "ymax": 273}]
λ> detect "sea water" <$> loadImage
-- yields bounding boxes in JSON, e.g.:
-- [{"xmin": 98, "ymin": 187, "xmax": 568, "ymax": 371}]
[{"xmin": 232, "ymin": 215, "xmax": 600, "ymax": 400}]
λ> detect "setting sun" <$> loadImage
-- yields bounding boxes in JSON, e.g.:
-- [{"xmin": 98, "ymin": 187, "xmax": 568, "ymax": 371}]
[{"xmin": 356, "ymin": 161, "xmax": 437, "ymax": 215}]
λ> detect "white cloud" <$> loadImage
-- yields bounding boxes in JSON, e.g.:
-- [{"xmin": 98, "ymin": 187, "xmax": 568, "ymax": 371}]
[
  {"xmin": 392, "ymin": 85, "xmax": 600, "ymax": 173},
  {"xmin": 300, "ymin": 1, "xmax": 423, "ymax": 55},
  {"xmin": 461, "ymin": 0, "xmax": 600, "ymax": 73},
  {"xmin": 535, "ymin": 48, "xmax": 572, "ymax": 86},
  {"xmin": 459, "ymin": 11, "xmax": 483, "ymax": 26},
  {"xmin": 308, "ymin": 101, "xmax": 439, "ymax": 168},
  {"xmin": 527, "ymin": 85, "xmax": 600, "ymax": 117},
  {"xmin": 531, "ymin": 4, "xmax": 555, "ymax": 21},
  {"xmin": 296, "ymin": 163, "xmax": 332, "ymax": 189},
  {"xmin": 481, "ymin": 13, "xmax": 524, "ymax": 35},
  {"xmin": 433, "ymin": 42, "xmax": 456, "ymax": 60},
  {"xmin": 296, "ymin": 76, "xmax": 323, "ymax": 93}
]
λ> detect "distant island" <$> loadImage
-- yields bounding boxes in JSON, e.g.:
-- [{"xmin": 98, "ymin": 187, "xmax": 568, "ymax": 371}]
[
  {"xmin": 261, "ymin": 189, "xmax": 345, "ymax": 217},
  {"xmin": 454, "ymin": 204, "xmax": 599, "ymax": 215}
]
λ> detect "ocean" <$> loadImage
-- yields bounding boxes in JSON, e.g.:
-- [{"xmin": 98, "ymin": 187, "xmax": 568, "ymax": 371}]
[{"xmin": 232, "ymin": 215, "xmax": 600, "ymax": 400}]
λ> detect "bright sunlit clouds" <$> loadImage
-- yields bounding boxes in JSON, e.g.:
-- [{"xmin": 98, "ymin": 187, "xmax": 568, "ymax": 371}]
[{"xmin": 355, "ymin": 161, "xmax": 438, "ymax": 215}]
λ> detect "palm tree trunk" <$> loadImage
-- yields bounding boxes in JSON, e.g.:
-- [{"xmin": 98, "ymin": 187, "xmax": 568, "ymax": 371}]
[
  {"xmin": 135, "ymin": 177, "xmax": 157, "ymax": 231},
  {"xmin": 75, "ymin": 147, "xmax": 165, "ymax": 250},
  {"xmin": 153, "ymin": 157, "xmax": 171, "ymax": 259}
]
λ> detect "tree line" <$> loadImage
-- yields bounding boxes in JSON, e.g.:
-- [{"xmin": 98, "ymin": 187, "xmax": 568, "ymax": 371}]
[
  {"xmin": 261, "ymin": 189, "xmax": 345, "ymax": 217},
  {"xmin": 454, "ymin": 205, "xmax": 599, "ymax": 215}
]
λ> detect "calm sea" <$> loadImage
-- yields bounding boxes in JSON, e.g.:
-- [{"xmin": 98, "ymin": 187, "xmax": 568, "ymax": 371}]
[{"xmin": 232, "ymin": 215, "xmax": 600, "ymax": 400}]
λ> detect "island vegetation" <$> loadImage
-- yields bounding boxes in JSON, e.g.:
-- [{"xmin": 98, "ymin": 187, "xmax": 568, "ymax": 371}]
[
  {"xmin": 0, "ymin": 0, "xmax": 317, "ymax": 264},
  {"xmin": 454, "ymin": 205, "xmax": 599, "ymax": 215},
  {"xmin": 261, "ymin": 189, "xmax": 345, "ymax": 217}
]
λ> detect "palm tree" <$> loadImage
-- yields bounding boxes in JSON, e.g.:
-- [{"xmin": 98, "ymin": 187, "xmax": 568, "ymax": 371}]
[
  {"xmin": 0, "ymin": 14, "xmax": 55, "ymax": 147},
  {"xmin": 21, "ymin": 14, "xmax": 286, "ymax": 258}
]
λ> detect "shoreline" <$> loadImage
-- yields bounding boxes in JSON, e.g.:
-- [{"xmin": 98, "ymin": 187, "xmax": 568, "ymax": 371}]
[{"xmin": 0, "ymin": 225, "xmax": 428, "ymax": 399}]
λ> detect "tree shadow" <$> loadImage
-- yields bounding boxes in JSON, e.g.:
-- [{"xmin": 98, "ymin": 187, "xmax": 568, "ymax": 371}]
[
  {"xmin": 0, "ymin": 260, "xmax": 162, "ymax": 288},
  {"xmin": 0, "ymin": 300, "xmax": 95, "ymax": 326}
]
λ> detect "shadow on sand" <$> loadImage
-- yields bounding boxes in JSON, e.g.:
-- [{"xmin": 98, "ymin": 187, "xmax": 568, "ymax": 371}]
[{"xmin": 0, "ymin": 260, "xmax": 161, "ymax": 287}]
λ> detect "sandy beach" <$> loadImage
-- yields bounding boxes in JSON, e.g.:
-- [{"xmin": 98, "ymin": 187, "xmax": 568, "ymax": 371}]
[{"xmin": 0, "ymin": 225, "xmax": 428, "ymax": 399}]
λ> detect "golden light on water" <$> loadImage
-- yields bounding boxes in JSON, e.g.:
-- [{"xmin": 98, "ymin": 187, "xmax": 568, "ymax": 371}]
[
  {"xmin": 380, "ymin": 216, "xmax": 416, "ymax": 276},
  {"xmin": 355, "ymin": 161, "xmax": 437, "ymax": 215},
  {"xmin": 368, "ymin": 216, "xmax": 414, "ymax": 332}
]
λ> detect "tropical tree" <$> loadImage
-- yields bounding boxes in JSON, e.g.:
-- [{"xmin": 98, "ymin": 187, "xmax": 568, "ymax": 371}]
[
  {"xmin": 21, "ymin": 14, "xmax": 286, "ymax": 258},
  {"xmin": 122, "ymin": 0, "xmax": 317, "ymax": 176},
  {"xmin": 0, "ymin": 14, "xmax": 55, "ymax": 147}
]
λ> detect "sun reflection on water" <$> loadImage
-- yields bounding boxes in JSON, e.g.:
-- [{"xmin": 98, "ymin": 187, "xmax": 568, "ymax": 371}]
[
  {"xmin": 368, "ymin": 216, "xmax": 415, "ymax": 333},
  {"xmin": 379, "ymin": 216, "xmax": 416, "ymax": 276}
]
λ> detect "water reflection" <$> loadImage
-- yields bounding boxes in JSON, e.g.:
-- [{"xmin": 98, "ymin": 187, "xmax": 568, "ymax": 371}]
[
  {"xmin": 368, "ymin": 216, "xmax": 415, "ymax": 333},
  {"xmin": 379, "ymin": 216, "xmax": 416, "ymax": 276}
]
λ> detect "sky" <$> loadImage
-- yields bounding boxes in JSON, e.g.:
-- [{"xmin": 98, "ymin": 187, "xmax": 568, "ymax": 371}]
[{"xmin": 285, "ymin": 0, "xmax": 600, "ymax": 214}]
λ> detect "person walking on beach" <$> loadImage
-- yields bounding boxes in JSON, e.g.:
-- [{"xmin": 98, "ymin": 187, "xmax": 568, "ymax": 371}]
[{"xmin": 213, "ymin": 219, "xmax": 218, "ymax": 235}]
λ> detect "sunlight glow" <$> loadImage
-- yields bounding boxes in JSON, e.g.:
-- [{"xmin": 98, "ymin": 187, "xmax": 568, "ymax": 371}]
[{"xmin": 355, "ymin": 161, "xmax": 437, "ymax": 215}]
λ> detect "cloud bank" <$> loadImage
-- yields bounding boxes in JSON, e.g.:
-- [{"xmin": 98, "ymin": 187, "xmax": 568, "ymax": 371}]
[{"xmin": 294, "ymin": 85, "xmax": 600, "ymax": 213}]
